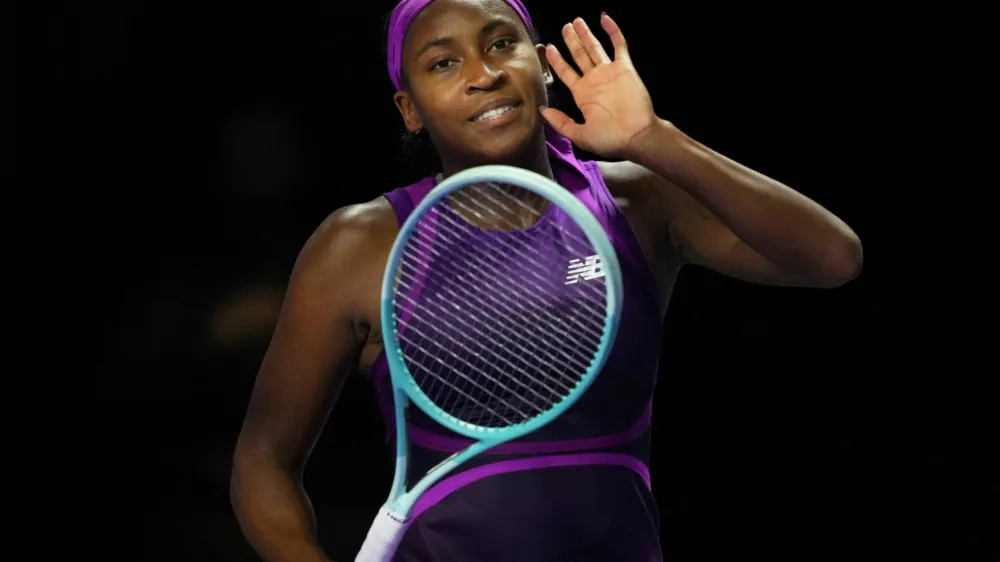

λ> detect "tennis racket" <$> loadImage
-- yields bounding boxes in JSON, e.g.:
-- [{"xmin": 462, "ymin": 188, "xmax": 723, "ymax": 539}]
[{"xmin": 354, "ymin": 164, "xmax": 624, "ymax": 562}]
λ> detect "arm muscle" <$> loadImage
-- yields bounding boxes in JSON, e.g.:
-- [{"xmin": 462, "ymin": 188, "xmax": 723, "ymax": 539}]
[{"xmin": 231, "ymin": 200, "xmax": 396, "ymax": 561}]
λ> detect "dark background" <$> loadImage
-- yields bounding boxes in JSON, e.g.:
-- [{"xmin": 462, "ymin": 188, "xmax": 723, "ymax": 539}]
[{"xmin": 33, "ymin": 1, "xmax": 995, "ymax": 560}]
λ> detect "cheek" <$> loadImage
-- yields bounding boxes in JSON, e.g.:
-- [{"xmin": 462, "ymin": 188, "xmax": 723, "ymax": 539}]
[
  {"xmin": 411, "ymin": 92, "xmax": 449, "ymax": 129},
  {"xmin": 419, "ymin": 101, "xmax": 463, "ymax": 144},
  {"xmin": 509, "ymin": 59, "xmax": 547, "ymax": 98}
]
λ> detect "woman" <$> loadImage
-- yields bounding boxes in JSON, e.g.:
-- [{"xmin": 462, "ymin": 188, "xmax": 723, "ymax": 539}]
[{"xmin": 231, "ymin": 1, "xmax": 863, "ymax": 560}]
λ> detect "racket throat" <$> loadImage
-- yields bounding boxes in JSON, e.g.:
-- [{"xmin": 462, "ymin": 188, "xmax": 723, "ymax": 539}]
[{"xmin": 405, "ymin": 440, "xmax": 495, "ymax": 502}]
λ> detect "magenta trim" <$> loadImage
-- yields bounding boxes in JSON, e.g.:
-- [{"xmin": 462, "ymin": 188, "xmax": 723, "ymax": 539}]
[
  {"xmin": 410, "ymin": 453, "xmax": 650, "ymax": 520},
  {"xmin": 409, "ymin": 400, "xmax": 652, "ymax": 454},
  {"xmin": 391, "ymin": 178, "xmax": 439, "ymax": 336}
]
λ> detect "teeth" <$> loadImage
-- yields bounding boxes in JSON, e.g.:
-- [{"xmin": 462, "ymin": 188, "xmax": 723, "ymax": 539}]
[{"xmin": 474, "ymin": 105, "xmax": 515, "ymax": 122}]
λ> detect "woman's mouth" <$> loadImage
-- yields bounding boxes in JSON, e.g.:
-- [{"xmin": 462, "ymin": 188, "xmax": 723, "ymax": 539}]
[{"xmin": 470, "ymin": 101, "xmax": 524, "ymax": 127}]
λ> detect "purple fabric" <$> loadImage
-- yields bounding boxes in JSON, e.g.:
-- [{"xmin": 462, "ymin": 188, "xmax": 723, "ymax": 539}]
[
  {"xmin": 577, "ymin": 160, "xmax": 662, "ymax": 306},
  {"xmin": 375, "ymin": 127, "xmax": 603, "ymax": 449},
  {"xmin": 373, "ymin": 120, "xmax": 665, "ymax": 561},
  {"xmin": 375, "ymin": 123, "xmax": 661, "ymax": 455},
  {"xmin": 375, "ymin": 179, "xmax": 436, "ymax": 446},
  {"xmin": 386, "ymin": 0, "xmax": 534, "ymax": 91},
  {"xmin": 410, "ymin": 452, "xmax": 651, "ymax": 520},
  {"xmin": 409, "ymin": 399, "xmax": 652, "ymax": 454}
]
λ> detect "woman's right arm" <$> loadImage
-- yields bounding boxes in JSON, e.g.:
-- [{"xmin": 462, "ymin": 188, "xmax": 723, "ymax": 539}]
[{"xmin": 231, "ymin": 201, "xmax": 395, "ymax": 562}]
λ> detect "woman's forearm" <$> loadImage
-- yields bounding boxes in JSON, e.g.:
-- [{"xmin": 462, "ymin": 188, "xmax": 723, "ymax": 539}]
[
  {"xmin": 231, "ymin": 451, "xmax": 332, "ymax": 562},
  {"xmin": 627, "ymin": 120, "xmax": 863, "ymax": 282}
]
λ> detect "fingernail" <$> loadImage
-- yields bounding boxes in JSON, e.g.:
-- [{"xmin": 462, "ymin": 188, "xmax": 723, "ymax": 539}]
[
  {"xmin": 601, "ymin": 11, "xmax": 608, "ymax": 18},
  {"xmin": 539, "ymin": 105, "xmax": 548, "ymax": 112}
]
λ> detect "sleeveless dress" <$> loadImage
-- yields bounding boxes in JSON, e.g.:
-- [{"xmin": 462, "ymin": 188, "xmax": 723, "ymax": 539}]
[{"xmin": 369, "ymin": 126, "xmax": 664, "ymax": 561}]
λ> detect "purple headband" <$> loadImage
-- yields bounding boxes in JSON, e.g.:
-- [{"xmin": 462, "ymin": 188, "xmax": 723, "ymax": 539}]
[{"xmin": 386, "ymin": 0, "xmax": 534, "ymax": 91}]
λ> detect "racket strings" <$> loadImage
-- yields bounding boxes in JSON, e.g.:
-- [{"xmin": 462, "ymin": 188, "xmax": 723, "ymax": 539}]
[
  {"xmin": 398, "ymin": 235, "xmax": 598, "ymax": 376},
  {"xmin": 395, "ymin": 256, "xmax": 583, "ymax": 421},
  {"xmin": 399, "ymin": 214, "xmax": 604, "ymax": 370},
  {"xmin": 445, "ymin": 182, "xmax": 547, "ymax": 231},
  {"xmin": 394, "ymin": 278, "xmax": 579, "ymax": 395},
  {"xmin": 398, "ymin": 227, "xmax": 601, "ymax": 409},
  {"xmin": 393, "ymin": 184, "xmax": 609, "ymax": 428},
  {"xmin": 429, "ymin": 201, "xmax": 607, "ymax": 330},
  {"xmin": 447, "ymin": 189, "xmax": 607, "ymax": 296},
  {"xmin": 441, "ymin": 196, "xmax": 608, "ymax": 334},
  {"xmin": 450, "ymin": 185, "xmax": 600, "ymax": 253},
  {"xmin": 396, "ymin": 331, "xmax": 537, "ymax": 421},
  {"xmin": 404, "ymin": 214, "xmax": 600, "ymax": 416},
  {"xmin": 400, "ymin": 205, "xmax": 605, "ymax": 423},
  {"xmin": 393, "ymin": 298, "xmax": 568, "ymax": 410}
]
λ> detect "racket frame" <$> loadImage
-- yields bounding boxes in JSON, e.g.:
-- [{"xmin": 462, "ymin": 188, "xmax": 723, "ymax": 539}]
[{"xmin": 378, "ymin": 164, "xmax": 624, "ymax": 517}]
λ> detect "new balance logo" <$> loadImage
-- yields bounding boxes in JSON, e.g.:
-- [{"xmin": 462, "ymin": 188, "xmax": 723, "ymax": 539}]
[{"xmin": 565, "ymin": 255, "xmax": 605, "ymax": 284}]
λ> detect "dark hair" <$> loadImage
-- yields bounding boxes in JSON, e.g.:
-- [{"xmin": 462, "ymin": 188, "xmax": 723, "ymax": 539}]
[{"xmin": 381, "ymin": 6, "xmax": 555, "ymax": 174}]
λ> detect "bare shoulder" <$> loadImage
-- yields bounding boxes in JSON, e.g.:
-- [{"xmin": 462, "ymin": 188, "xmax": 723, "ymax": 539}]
[
  {"xmin": 596, "ymin": 160, "xmax": 644, "ymax": 199},
  {"xmin": 286, "ymin": 196, "xmax": 399, "ymax": 312},
  {"xmin": 595, "ymin": 160, "xmax": 680, "ymax": 229},
  {"xmin": 296, "ymin": 197, "xmax": 399, "ymax": 274},
  {"xmin": 596, "ymin": 159, "xmax": 718, "ymax": 234},
  {"xmin": 595, "ymin": 161, "xmax": 682, "ymax": 308},
  {"xmin": 596, "ymin": 160, "xmax": 659, "ymax": 190},
  {"xmin": 597, "ymin": 160, "xmax": 680, "ymax": 210},
  {"xmin": 595, "ymin": 160, "xmax": 672, "ymax": 239},
  {"xmin": 305, "ymin": 197, "xmax": 397, "ymax": 251}
]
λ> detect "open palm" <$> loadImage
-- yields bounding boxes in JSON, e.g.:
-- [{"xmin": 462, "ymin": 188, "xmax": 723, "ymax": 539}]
[{"xmin": 541, "ymin": 14, "xmax": 658, "ymax": 159}]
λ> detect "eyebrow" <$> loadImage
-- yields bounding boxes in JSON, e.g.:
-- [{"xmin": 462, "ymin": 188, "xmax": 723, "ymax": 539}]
[{"xmin": 415, "ymin": 18, "xmax": 516, "ymax": 58}]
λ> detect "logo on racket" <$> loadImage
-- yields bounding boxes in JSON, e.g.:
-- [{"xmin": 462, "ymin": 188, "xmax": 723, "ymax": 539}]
[{"xmin": 565, "ymin": 255, "xmax": 605, "ymax": 284}]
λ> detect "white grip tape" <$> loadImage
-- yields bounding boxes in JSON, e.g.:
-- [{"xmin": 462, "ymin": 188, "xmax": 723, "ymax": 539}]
[{"xmin": 354, "ymin": 504, "xmax": 411, "ymax": 562}]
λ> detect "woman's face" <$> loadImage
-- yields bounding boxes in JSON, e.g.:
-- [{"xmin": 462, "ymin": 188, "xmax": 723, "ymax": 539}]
[{"xmin": 394, "ymin": 0, "xmax": 551, "ymax": 166}]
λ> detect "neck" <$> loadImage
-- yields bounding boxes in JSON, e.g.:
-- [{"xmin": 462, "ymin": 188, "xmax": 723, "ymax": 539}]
[{"xmin": 438, "ymin": 129, "xmax": 554, "ymax": 184}]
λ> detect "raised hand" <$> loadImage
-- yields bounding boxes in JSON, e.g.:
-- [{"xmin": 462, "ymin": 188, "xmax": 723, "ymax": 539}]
[{"xmin": 541, "ymin": 13, "xmax": 659, "ymax": 159}]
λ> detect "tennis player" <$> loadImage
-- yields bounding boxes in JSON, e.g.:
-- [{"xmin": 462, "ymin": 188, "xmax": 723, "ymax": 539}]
[{"xmin": 231, "ymin": 1, "xmax": 863, "ymax": 560}]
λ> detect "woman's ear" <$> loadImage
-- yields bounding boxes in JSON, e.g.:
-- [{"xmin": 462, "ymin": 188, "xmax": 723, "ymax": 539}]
[
  {"xmin": 394, "ymin": 91, "xmax": 424, "ymax": 133},
  {"xmin": 535, "ymin": 44, "xmax": 555, "ymax": 86}
]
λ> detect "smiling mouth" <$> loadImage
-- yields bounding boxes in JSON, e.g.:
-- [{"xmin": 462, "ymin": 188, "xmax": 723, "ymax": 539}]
[{"xmin": 471, "ymin": 101, "xmax": 524, "ymax": 122}]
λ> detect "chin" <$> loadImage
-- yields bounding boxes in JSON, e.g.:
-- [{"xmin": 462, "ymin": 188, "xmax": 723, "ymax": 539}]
[{"xmin": 464, "ymin": 119, "xmax": 543, "ymax": 165}]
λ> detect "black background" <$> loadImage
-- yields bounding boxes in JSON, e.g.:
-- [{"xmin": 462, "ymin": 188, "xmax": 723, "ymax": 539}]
[{"xmin": 29, "ymin": 1, "xmax": 995, "ymax": 560}]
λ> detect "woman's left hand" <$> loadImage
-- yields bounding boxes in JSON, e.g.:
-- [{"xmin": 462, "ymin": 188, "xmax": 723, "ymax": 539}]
[{"xmin": 541, "ymin": 14, "xmax": 660, "ymax": 159}]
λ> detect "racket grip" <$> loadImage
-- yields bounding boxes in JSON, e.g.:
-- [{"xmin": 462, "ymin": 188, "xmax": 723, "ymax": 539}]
[{"xmin": 354, "ymin": 504, "xmax": 410, "ymax": 562}]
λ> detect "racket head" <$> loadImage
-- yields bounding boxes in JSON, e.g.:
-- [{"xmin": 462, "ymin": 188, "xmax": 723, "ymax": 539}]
[{"xmin": 380, "ymin": 165, "xmax": 623, "ymax": 443}]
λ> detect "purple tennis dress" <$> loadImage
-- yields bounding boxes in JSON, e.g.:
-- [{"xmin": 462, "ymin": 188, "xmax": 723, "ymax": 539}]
[{"xmin": 369, "ymin": 125, "xmax": 664, "ymax": 562}]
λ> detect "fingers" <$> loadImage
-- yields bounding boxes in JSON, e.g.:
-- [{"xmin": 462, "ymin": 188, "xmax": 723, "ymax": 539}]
[
  {"xmin": 572, "ymin": 17, "xmax": 612, "ymax": 66},
  {"xmin": 600, "ymin": 13, "xmax": 630, "ymax": 63},
  {"xmin": 545, "ymin": 43, "xmax": 580, "ymax": 89},
  {"xmin": 559, "ymin": 15, "xmax": 626, "ymax": 75},
  {"xmin": 561, "ymin": 22, "xmax": 595, "ymax": 73},
  {"xmin": 547, "ymin": 14, "xmax": 631, "ymax": 89}
]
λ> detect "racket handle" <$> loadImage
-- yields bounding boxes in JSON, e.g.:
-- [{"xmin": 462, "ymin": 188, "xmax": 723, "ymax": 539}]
[{"xmin": 354, "ymin": 504, "xmax": 410, "ymax": 562}]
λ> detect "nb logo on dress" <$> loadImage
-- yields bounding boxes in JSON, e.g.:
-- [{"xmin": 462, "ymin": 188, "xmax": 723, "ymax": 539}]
[{"xmin": 565, "ymin": 255, "xmax": 605, "ymax": 285}]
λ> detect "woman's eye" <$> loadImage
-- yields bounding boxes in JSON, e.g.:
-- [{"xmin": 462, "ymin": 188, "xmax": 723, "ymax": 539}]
[
  {"xmin": 429, "ymin": 39, "xmax": 516, "ymax": 71},
  {"xmin": 490, "ymin": 38, "xmax": 516, "ymax": 50}
]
